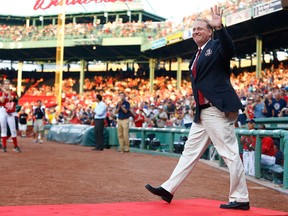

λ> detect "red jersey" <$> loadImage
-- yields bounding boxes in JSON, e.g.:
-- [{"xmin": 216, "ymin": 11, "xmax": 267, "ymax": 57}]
[
  {"xmin": 262, "ymin": 137, "xmax": 275, "ymax": 156},
  {"xmin": 241, "ymin": 135, "xmax": 256, "ymax": 150},
  {"xmin": 246, "ymin": 104, "xmax": 254, "ymax": 120},
  {"xmin": 134, "ymin": 113, "xmax": 145, "ymax": 127},
  {"xmin": 0, "ymin": 91, "xmax": 17, "ymax": 113}
]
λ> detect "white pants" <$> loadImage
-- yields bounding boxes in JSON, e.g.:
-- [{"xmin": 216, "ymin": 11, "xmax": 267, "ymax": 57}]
[
  {"xmin": 243, "ymin": 150, "xmax": 255, "ymax": 176},
  {"xmin": 261, "ymin": 154, "xmax": 276, "ymax": 166},
  {"xmin": 0, "ymin": 107, "xmax": 17, "ymax": 138},
  {"xmin": 161, "ymin": 106, "xmax": 249, "ymax": 203}
]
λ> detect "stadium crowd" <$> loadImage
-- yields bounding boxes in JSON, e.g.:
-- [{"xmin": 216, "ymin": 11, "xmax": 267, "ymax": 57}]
[
  {"xmin": 1, "ymin": 61, "xmax": 286, "ymax": 130},
  {"xmin": 0, "ymin": 0, "xmax": 274, "ymax": 42}
]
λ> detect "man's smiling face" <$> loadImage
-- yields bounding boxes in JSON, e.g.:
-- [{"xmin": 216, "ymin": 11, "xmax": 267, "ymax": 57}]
[{"xmin": 192, "ymin": 20, "xmax": 213, "ymax": 47}]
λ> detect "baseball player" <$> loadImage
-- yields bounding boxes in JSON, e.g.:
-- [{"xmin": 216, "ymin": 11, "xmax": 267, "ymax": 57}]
[{"xmin": 0, "ymin": 79, "xmax": 21, "ymax": 153}]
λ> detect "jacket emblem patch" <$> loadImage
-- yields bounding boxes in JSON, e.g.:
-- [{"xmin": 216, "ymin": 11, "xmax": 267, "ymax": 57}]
[{"xmin": 205, "ymin": 49, "xmax": 212, "ymax": 56}]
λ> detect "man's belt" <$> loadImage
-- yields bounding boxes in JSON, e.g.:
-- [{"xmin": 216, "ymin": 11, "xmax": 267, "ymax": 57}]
[
  {"xmin": 118, "ymin": 117, "xmax": 129, "ymax": 120},
  {"xmin": 199, "ymin": 103, "xmax": 213, "ymax": 110}
]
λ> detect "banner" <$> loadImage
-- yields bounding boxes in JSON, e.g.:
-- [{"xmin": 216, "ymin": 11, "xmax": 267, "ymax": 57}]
[
  {"xmin": 34, "ymin": 0, "xmax": 133, "ymax": 10},
  {"xmin": 151, "ymin": 38, "xmax": 166, "ymax": 50},
  {"xmin": 47, "ymin": 124, "xmax": 91, "ymax": 144},
  {"xmin": 73, "ymin": 38, "xmax": 102, "ymax": 46},
  {"xmin": 253, "ymin": 0, "xmax": 282, "ymax": 18}
]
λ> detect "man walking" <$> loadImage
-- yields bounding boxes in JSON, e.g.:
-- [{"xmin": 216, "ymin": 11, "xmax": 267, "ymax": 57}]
[{"xmin": 145, "ymin": 5, "xmax": 250, "ymax": 210}]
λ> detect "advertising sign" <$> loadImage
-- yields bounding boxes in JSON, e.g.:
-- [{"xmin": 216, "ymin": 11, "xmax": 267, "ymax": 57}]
[
  {"xmin": 151, "ymin": 38, "xmax": 166, "ymax": 50},
  {"xmin": 166, "ymin": 31, "xmax": 183, "ymax": 45},
  {"xmin": 253, "ymin": 0, "xmax": 282, "ymax": 18}
]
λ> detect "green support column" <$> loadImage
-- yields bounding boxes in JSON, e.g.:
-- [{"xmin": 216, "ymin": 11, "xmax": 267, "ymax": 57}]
[
  {"xmin": 138, "ymin": 13, "xmax": 142, "ymax": 22},
  {"xmin": 17, "ymin": 61, "xmax": 23, "ymax": 97},
  {"xmin": 93, "ymin": 15, "xmax": 97, "ymax": 26},
  {"xmin": 176, "ymin": 57, "xmax": 182, "ymax": 90},
  {"xmin": 79, "ymin": 60, "xmax": 85, "ymax": 94},
  {"xmin": 26, "ymin": 18, "xmax": 30, "ymax": 28},
  {"xmin": 256, "ymin": 36, "xmax": 262, "ymax": 78},
  {"xmin": 254, "ymin": 136, "xmax": 262, "ymax": 179},
  {"xmin": 141, "ymin": 130, "xmax": 146, "ymax": 149},
  {"xmin": 168, "ymin": 132, "xmax": 174, "ymax": 153},
  {"xmin": 149, "ymin": 58, "xmax": 156, "ymax": 92},
  {"xmin": 236, "ymin": 134, "xmax": 243, "ymax": 155},
  {"xmin": 283, "ymin": 134, "xmax": 288, "ymax": 188}
]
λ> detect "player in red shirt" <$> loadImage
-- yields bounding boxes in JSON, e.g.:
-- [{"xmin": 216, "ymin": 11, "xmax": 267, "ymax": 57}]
[
  {"xmin": 0, "ymin": 79, "xmax": 21, "ymax": 153},
  {"xmin": 258, "ymin": 124, "xmax": 276, "ymax": 166}
]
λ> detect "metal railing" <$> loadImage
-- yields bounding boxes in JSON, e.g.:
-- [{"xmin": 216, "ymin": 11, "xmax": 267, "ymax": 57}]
[
  {"xmin": 125, "ymin": 127, "xmax": 288, "ymax": 189},
  {"xmin": 235, "ymin": 128, "xmax": 288, "ymax": 189}
]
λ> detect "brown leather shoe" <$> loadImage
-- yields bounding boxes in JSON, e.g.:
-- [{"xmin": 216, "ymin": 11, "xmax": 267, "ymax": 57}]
[
  {"xmin": 145, "ymin": 184, "xmax": 173, "ymax": 203},
  {"xmin": 220, "ymin": 201, "xmax": 250, "ymax": 210}
]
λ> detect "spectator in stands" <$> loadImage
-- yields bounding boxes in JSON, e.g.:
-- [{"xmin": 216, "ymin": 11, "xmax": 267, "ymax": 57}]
[
  {"xmin": 145, "ymin": 6, "xmax": 250, "ymax": 210},
  {"xmin": 263, "ymin": 92, "xmax": 275, "ymax": 117},
  {"xmin": 56, "ymin": 112, "xmax": 65, "ymax": 124},
  {"xmin": 128, "ymin": 106, "xmax": 136, "ymax": 128},
  {"xmin": 69, "ymin": 106, "xmax": 81, "ymax": 124},
  {"xmin": 142, "ymin": 117, "xmax": 155, "ymax": 128},
  {"xmin": 80, "ymin": 111, "xmax": 91, "ymax": 125},
  {"xmin": 244, "ymin": 97, "xmax": 254, "ymax": 120},
  {"xmin": 18, "ymin": 108, "xmax": 28, "ymax": 137},
  {"xmin": 133, "ymin": 109, "xmax": 145, "ymax": 128},
  {"xmin": 32, "ymin": 100, "xmax": 45, "ymax": 144},
  {"xmin": 170, "ymin": 113, "xmax": 182, "ymax": 127},
  {"xmin": 0, "ymin": 79, "xmax": 21, "ymax": 152},
  {"xmin": 148, "ymin": 103, "xmax": 159, "ymax": 123},
  {"xmin": 115, "ymin": 92, "xmax": 130, "ymax": 153},
  {"xmin": 156, "ymin": 105, "xmax": 168, "ymax": 128},
  {"xmin": 253, "ymin": 94, "xmax": 265, "ymax": 118},
  {"xmin": 272, "ymin": 92, "xmax": 287, "ymax": 117},
  {"xmin": 92, "ymin": 94, "xmax": 107, "ymax": 151},
  {"xmin": 281, "ymin": 88, "xmax": 288, "ymax": 103},
  {"xmin": 165, "ymin": 99, "xmax": 176, "ymax": 119},
  {"xmin": 86, "ymin": 106, "xmax": 94, "ymax": 121},
  {"xmin": 278, "ymin": 107, "xmax": 288, "ymax": 117},
  {"xmin": 106, "ymin": 106, "xmax": 117, "ymax": 127}
]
